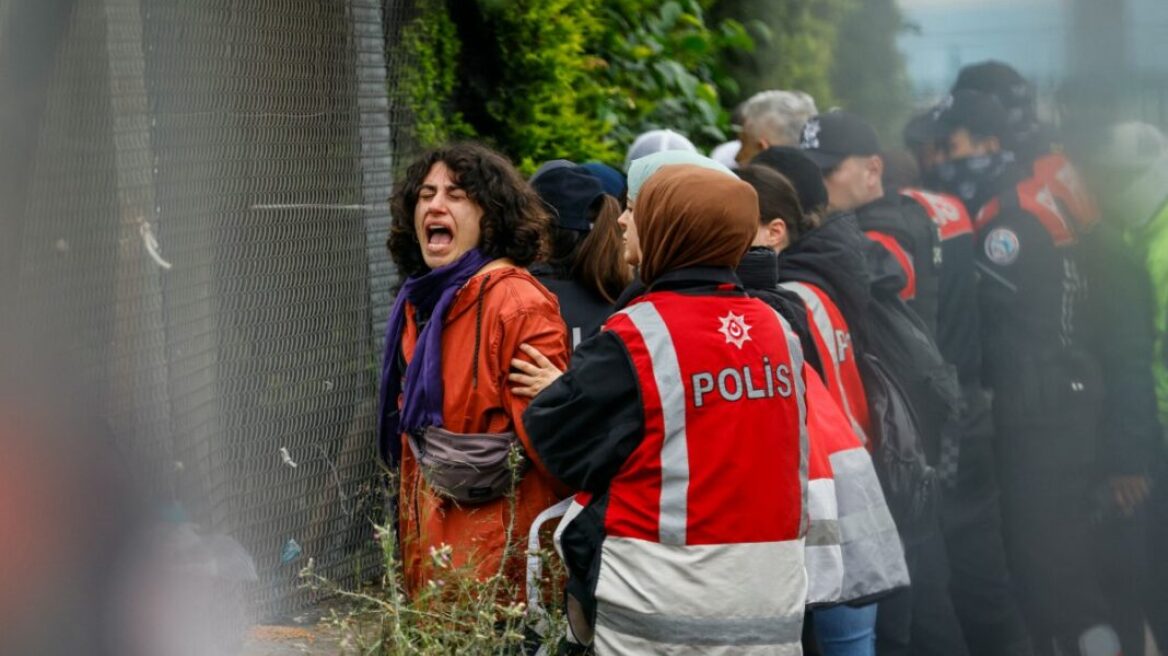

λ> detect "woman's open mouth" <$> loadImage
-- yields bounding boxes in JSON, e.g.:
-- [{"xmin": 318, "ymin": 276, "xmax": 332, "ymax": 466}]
[{"xmin": 425, "ymin": 224, "xmax": 454, "ymax": 252}]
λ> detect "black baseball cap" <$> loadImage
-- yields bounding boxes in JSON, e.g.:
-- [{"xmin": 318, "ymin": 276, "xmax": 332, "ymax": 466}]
[
  {"xmin": 934, "ymin": 90, "xmax": 1010, "ymax": 141},
  {"xmin": 952, "ymin": 61, "xmax": 1034, "ymax": 117},
  {"xmin": 798, "ymin": 110, "xmax": 882, "ymax": 170},
  {"xmin": 952, "ymin": 60, "xmax": 1039, "ymax": 147},
  {"xmin": 903, "ymin": 109, "xmax": 946, "ymax": 149},
  {"xmin": 530, "ymin": 164, "xmax": 606, "ymax": 233},
  {"xmin": 750, "ymin": 146, "xmax": 829, "ymax": 214}
]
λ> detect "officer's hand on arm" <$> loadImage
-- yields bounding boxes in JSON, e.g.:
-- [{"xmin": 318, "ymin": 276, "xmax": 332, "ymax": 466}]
[
  {"xmin": 509, "ymin": 343, "xmax": 564, "ymax": 398},
  {"xmin": 1110, "ymin": 475, "xmax": 1151, "ymax": 516}
]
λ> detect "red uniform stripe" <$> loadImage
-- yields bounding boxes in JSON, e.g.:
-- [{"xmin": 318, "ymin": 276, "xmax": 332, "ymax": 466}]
[
  {"xmin": 901, "ymin": 188, "xmax": 973, "ymax": 241},
  {"xmin": 865, "ymin": 230, "xmax": 917, "ymax": 301}
]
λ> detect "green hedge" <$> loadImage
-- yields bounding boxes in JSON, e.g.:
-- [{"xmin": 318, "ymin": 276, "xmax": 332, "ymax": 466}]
[
  {"xmin": 392, "ymin": 0, "xmax": 755, "ymax": 171},
  {"xmin": 395, "ymin": 0, "xmax": 474, "ymax": 148},
  {"xmin": 390, "ymin": 1, "xmax": 909, "ymax": 171},
  {"xmin": 712, "ymin": 0, "xmax": 854, "ymax": 108}
]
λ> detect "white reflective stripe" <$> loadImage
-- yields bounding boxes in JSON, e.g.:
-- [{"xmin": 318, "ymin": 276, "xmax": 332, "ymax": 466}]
[
  {"xmin": 805, "ymin": 543, "xmax": 846, "ymax": 605},
  {"xmin": 623, "ymin": 301, "xmax": 690, "ymax": 545},
  {"xmin": 771, "ymin": 307, "xmax": 810, "ymax": 534},
  {"xmin": 807, "ymin": 478, "xmax": 839, "ymax": 524},
  {"xmin": 595, "ymin": 627, "xmax": 802, "ymax": 656},
  {"xmin": 805, "ymin": 469, "xmax": 845, "ymax": 604},
  {"xmin": 829, "ymin": 447, "xmax": 910, "ymax": 600},
  {"xmin": 829, "ymin": 448, "xmax": 898, "ymax": 540},
  {"xmin": 781, "ymin": 282, "xmax": 867, "ymax": 443},
  {"xmin": 526, "ymin": 497, "xmax": 575, "ymax": 617},
  {"xmin": 782, "ymin": 282, "xmax": 839, "ymax": 363},
  {"xmin": 595, "ymin": 536, "xmax": 807, "ymax": 622},
  {"xmin": 597, "ymin": 601, "xmax": 805, "ymax": 647},
  {"xmin": 839, "ymin": 504, "xmax": 898, "ymax": 542}
]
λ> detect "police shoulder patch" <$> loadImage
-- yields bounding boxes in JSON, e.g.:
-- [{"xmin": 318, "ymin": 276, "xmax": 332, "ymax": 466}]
[{"xmin": 984, "ymin": 227, "xmax": 1020, "ymax": 265}]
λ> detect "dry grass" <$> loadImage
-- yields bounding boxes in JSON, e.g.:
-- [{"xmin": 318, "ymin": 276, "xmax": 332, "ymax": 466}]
[{"xmin": 298, "ymin": 448, "xmax": 569, "ymax": 655}]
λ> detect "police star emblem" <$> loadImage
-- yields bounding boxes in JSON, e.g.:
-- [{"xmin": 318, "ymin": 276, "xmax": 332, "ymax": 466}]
[{"xmin": 718, "ymin": 311, "xmax": 753, "ymax": 349}]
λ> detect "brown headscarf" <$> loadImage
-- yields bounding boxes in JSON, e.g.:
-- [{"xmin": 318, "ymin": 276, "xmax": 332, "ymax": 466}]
[{"xmin": 634, "ymin": 164, "xmax": 759, "ymax": 284}]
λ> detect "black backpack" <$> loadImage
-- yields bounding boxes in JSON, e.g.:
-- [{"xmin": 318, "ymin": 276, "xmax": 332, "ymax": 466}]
[
  {"xmin": 858, "ymin": 292, "xmax": 963, "ymax": 536},
  {"xmin": 859, "ymin": 352, "xmax": 938, "ymax": 536}
]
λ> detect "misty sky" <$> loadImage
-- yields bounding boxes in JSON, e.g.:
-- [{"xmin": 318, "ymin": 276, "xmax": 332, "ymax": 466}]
[
  {"xmin": 896, "ymin": 0, "xmax": 1168, "ymax": 103},
  {"xmin": 899, "ymin": 0, "xmax": 1055, "ymax": 8}
]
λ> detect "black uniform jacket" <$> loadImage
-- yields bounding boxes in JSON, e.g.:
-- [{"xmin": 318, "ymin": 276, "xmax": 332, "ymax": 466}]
[
  {"xmin": 902, "ymin": 191, "xmax": 983, "ymax": 388},
  {"xmin": 531, "ymin": 264, "xmax": 614, "ymax": 350},
  {"xmin": 975, "ymin": 164, "xmax": 1161, "ymax": 474},
  {"xmin": 856, "ymin": 192, "xmax": 942, "ymax": 339},
  {"xmin": 778, "ymin": 211, "xmax": 905, "ymax": 357},
  {"xmin": 737, "ymin": 246, "xmax": 824, "ymax": 378}
]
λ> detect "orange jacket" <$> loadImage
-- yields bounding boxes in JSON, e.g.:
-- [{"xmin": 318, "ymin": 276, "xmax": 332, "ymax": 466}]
[{"xmin": 396, "ymin": 263, "xmax": 570, "ymax": 599}]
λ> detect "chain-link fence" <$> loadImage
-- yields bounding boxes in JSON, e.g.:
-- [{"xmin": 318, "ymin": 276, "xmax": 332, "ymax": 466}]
[{"xmin": 2, "ymin": 0, "xmax": 416, "ymax": 620}]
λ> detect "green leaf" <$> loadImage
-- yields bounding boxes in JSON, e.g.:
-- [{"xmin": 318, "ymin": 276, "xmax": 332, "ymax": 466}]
[
  {"xmin": 676, "ymin": 69, "xmax": 699, "ymax": 100},
  {"xmin": 696, "ymin": 81, "xmax": 718, "ymax": 104},
  {"xmin": 746, "ymin": 19, "xmax": 773, "ymax": 45},
  {"xmin": 659, "ymin": 1, "xmax": 682, "ymax": 29},
  {"xmin": 679, "ymin": 34, "xmax": 710, "ymax": 55},
  {"xmin": 631, "ymin": 44, "xmax": 654, "ymax": 60},
  {"xmin": 700, "ymin": 124, "xmax": 726, "ymax": 142},
  {"xmin": 718, "ymin": 19, "xmax": 754, "ymax": 52},
  {"xmin": 651, "ymin": 60, "xmax": 680, "ymax": 87}
]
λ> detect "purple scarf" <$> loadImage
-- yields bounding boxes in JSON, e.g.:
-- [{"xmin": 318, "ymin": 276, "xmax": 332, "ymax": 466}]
[{"xmin": 377, "ymin": 249, "xmax": 493, "ymax": 466}]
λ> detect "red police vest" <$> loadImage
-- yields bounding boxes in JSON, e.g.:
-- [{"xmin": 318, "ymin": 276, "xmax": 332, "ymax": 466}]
[
  {"xmin": 902, "ymin": 188, "xmax": 973, "ymax": 242},
  {"xmin": 782, "ymin": 281, "xmax": 872, "ymax": 445},
  {"xmin": 804, "ymin": 370, "xmax": 908, "ymax": 605},
  {"xmin": 592, "ymin": 289, "xmax": 808, "ymax": 653},
  {"xmin": 975, "ymin": 153, "xmax": 1099, "ymax": 247}
]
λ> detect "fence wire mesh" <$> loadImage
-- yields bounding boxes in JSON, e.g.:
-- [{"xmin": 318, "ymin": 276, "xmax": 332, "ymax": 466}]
[{"xmin": 3, "ymin": 0, "xmax": 411, "ymax": 620}]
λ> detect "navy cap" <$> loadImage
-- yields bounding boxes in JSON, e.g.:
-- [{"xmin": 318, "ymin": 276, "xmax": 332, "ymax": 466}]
[
  {"xmin": 581, "ymin": 161, "xmax": 627, "ymax": 199},
  {"xmin": 952, "ymin": 61, "xmax": 1034, "ymax": 118},
  {"xmin": 799, "ymin": 110, "xmax": 882, "ymax": 170},
  {"xmin": 903, "ymin": 109, "xmax": 946, "ymax": 149},
  {"xmin": 530, "ymin": 164, "xmax": 606, "ymax": 232},
  {"xmin": 934, "ymin": 90, "xmax": 1010, "ymax": 141},
  {"xmin": 750, "ymin": 146, "xmax": 829, "ymax": 214}
]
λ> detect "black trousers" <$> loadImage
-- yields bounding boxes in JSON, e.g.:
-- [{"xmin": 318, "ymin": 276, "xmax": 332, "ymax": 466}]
[
  {"xmin": 941, "ymin": 392, "xmax": 1033, "ymax": 656},
  {"xmin": 1145, "ymin": 478, "xmax": 1168, "ymax": 653},
  {"xmin": 1092, "ymin": 505, "xmax": 1148, "ymax": 656},
  {"xmin": 876, "ymin": 512, "xmax": 969, "ymax": 656},
  {"xmin": 996, "ymin": 418, "xmax": 1112, "ymax": 656}
]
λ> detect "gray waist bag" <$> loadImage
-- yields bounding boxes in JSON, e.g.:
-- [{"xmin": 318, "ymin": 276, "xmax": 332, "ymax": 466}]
[{"xmin": 407, "ymin": 426, "xmax": 529, "ymax": 504}]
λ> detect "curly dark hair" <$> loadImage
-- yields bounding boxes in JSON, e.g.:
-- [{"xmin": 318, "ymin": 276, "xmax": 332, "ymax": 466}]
[{"xmin": 388, "ymin": 142, "xmax": 550, "ymax": 278}]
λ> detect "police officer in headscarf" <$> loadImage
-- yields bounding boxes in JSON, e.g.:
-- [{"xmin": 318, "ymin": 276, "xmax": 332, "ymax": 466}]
[{"xmin": 517, "ymin": 165, "xmax": 812, "ymax": 654}]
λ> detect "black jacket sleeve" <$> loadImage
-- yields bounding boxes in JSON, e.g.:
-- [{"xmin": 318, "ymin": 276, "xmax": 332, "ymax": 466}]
[{"xmin": 523, "ymin": 330, "xmax": 645, "ymax": 494}]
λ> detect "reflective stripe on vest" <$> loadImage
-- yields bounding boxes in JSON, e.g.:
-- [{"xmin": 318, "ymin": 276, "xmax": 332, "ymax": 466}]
[
  {"xmin": 594, "ymin": 537, "xmax": 806, "ymax": 652},
  {"xmin": 782, "ymin": 281, "xmax": 869, "ymax": 444},
  {"xmin": 805, "ymin": 369, "xmax": 846, "ymax": 605},
  {"xmin": 830, "ymin": 446, "xmax": 910, "ymax": 600},
  {"xmin": 622, "ymin": 301, "xmax": 690, "ymax": 545}
]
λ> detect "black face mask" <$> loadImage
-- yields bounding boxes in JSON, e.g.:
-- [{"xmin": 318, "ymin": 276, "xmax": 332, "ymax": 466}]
[{"xmin": 926, "ymin": 150, "xmax": 1015, "ymax": 212}]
